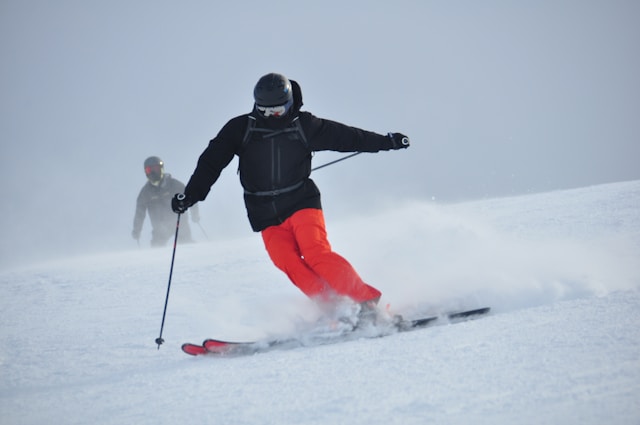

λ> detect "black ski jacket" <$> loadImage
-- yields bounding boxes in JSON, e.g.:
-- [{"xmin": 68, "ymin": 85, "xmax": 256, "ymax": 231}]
[
  {"xmin": 184, "ymin": 80, "xmax": 400, "ymax": 232},
  {"xmin": 134, "ymin": 174, "xmax": 196, "ymax": 244}
]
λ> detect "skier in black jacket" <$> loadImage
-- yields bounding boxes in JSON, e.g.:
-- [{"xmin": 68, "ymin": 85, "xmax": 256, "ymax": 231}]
[
  {"xmin": 132, "ymin": 156, "xmax": 198, "ymax": 247},
  {"xmin": 172, "ymin": 73, "xmax": 409, "ymax": 312}
]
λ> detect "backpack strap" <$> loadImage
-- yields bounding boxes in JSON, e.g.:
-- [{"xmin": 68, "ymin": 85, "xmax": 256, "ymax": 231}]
[
  {"xmin": 241, "ymin": 115, "xmax": 309, "ymax": 151},
  {"xmin": 241, "ymin": 115, "xmax": 257, "ymax": 148},
  {"xmin": 291, "ymin": 116, "xmax": 308, "ymax": 149}
]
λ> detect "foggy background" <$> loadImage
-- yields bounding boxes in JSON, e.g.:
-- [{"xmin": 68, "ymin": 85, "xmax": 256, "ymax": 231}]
[{"xmin": 1, "ymin": 0, "xmax": 639, "ymax": 268}]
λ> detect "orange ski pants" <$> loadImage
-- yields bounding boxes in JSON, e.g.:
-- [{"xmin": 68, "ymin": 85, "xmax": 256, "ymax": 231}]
[{"xmin": 261, "ymin": 208, "xmax": 381, "ymax": 303}]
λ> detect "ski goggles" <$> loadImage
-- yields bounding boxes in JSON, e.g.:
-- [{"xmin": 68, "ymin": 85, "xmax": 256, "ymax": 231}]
[
  {"xmin": 145, "ymin": 164, "xmax": 162, "ymax": 175},
  {"xmin": 256, "ymin": 98, "xmax": 293, "ymax": 118}
]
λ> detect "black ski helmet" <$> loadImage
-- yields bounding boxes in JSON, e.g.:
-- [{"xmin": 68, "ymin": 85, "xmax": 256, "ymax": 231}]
[
  {"xmin": 253, "ymin": 73, "xmax": 293, "ymax": 107},
  {"xmin": 144, "ymin": 156, "xmax": 164, "ymax": 184}
]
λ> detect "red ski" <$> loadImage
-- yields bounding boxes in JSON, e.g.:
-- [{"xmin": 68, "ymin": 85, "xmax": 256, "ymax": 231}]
[{"xmin": 181, "ymin": 307, "xmax": 490, "ymax": 357}]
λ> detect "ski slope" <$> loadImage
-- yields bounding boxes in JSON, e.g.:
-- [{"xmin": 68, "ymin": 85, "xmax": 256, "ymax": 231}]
[{"xmin": 1, "ymin": 180, "xmax": 639, "ymax": 425}]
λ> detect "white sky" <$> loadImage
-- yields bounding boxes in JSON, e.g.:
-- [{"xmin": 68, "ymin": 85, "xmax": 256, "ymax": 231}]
[{"xmin": 1, "ymin": 0, "xmax": 639, "ymax": 267}]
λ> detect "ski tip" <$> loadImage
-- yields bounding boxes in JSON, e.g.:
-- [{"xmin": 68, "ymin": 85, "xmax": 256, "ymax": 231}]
[
  {"xmin": 448, "ymin": 307, "xmax": 491, "ymax": 320},
  {"xmin": 476, "ymin": 307, "xmax": 491, "ymax": 315},
  {"xmin": 468, "ymin": 307, "xmax": 491, "ymax": 315},
  {"xmin": 202, "ymin": 338, "xmax": 244, "ymax": 355},
  {"xmin": 181, "ymin": 343, "xmax": 208, "ymax": 356}
]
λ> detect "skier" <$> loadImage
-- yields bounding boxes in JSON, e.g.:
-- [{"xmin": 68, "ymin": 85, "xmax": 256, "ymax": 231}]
[
  {"xmin": 132, "ymin": 156, "xmax": 199, "ymax": 247},
  {"xmin": 171, "ymin": 73, "xmax": 409, "ymax": 315}
]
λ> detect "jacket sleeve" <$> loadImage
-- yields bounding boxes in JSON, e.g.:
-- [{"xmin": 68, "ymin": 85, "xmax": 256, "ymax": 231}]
[
  {"xmin": 300, "ymin": 112, "xmax": 396, "ymax": 153},
  {"xmin": 132, "ymin": 187, "xmax": 147, "ymax": 233},
  {"xmin": 184, "ymin": 116, "xmax": 246, "ymax": 202}
]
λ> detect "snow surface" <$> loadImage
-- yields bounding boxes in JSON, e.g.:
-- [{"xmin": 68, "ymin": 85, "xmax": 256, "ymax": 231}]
[{"xmin": 1, "ymin": 180, "xmax": 639, "ymax": 425}]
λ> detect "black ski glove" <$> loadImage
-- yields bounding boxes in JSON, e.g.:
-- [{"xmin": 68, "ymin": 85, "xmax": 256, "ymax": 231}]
[
  {"xmin": 172, "ymin": 193, "xmax": 193, "ymax": 214},
  {"xmin": 388, "ymin": 132, "xmax": 410, "ymax": 149}
]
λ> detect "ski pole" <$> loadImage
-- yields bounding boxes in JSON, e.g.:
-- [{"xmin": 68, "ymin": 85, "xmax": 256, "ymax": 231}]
[
  {"xmin": 197, "ymin": 221, "xmax": 209, "ymax": 240},
  {"xmin": 311, "ymin": 152, "xmax": 362, "ymax": 172},
  {"xmin": 311, "ymin": 135, "xmax": 409, "ymax": 172},
  {"xmin": 155, "ymin": 212, "xmax": 181, "ymax": 349}
]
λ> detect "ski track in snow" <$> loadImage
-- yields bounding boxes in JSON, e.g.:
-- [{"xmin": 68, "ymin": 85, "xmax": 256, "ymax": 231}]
[{"xmin": 1, "ymin": 180, "xmax": 639, "ymax": 425}]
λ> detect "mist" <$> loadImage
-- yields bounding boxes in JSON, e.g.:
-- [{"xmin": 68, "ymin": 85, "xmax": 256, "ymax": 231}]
[{"xmin": 1, "ymin": 1, "xmax": 639, "ymax": 268}]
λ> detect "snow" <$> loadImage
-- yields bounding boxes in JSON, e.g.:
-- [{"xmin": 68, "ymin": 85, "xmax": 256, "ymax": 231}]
[{"xmin": 1, "ymin": 180, "xmax": 639, "ymax": 425}]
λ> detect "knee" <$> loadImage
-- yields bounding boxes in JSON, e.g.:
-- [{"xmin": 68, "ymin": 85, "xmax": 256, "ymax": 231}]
[
  {"xmin": 270, "ymin": 250, "xmax": 299, "ymax": 269},
  {"xmin": 300, "ymin": 244, "xmax": 332, "ymax": 266}
]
